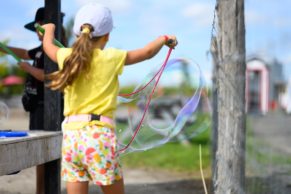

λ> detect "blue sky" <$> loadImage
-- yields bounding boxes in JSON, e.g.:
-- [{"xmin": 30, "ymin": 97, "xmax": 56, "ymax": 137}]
[{"xmin": 0, "ymin": 0, "xmax": 291, "ymax": 86}]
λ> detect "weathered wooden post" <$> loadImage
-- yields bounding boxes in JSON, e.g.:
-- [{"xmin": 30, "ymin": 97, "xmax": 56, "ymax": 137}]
[
  {"xmin": 213, "ymin": 0, "xmax": 246, "ymax": 193},
  {"xmin": 211, "ymin": 35, "xmax": 218, "ymax": 191},
  {"xmin": 44, "ymin": 0, "xmax": 62, "ymax": 193}
]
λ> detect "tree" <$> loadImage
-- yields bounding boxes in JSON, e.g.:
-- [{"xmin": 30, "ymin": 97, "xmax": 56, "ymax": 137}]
[
  {"xmin": 212, "ymin": 0, "xmax": 246, "ymax": 193},
  {"xmin": 0, "ymin": 41, "xmax": 26, "ymax": 97}
]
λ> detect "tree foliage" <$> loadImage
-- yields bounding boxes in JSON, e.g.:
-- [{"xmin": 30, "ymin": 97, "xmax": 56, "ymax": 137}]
[{"xmin": 0, "ymin": 40, "xmax": 26, "ymax": 96}]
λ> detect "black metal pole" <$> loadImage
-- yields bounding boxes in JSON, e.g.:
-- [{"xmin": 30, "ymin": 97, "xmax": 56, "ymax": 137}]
[{"xmin": 44, "ymin": 0, "xmax": 62, "ymax": 193}]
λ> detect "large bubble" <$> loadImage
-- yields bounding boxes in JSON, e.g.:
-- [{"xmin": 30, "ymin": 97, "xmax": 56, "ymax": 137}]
[{"xmin": 116, "ymin": 58, "xmax": 211, "ymax": 155}]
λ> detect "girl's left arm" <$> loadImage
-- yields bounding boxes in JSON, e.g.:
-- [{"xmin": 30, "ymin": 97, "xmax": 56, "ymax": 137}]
[{"xmin": 42, "ymin": 23, "xmax": 60, "ymax": 63}]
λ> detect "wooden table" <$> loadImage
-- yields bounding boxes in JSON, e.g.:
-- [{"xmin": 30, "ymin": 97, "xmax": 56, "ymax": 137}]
[{"xmin": 0, "ymin": 131, "xmax": 62, "ymax": 176}]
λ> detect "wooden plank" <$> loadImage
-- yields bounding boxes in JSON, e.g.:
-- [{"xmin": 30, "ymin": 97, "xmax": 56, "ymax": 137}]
[{"xmin": 0, "ymin": 131, "xmax": 62, "ymax": 176}]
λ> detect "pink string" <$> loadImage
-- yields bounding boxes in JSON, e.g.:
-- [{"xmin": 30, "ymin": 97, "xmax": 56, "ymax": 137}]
[
  {"xmin": 118, "ymin": 48, "xmax": 173, "ymax": 153},
  {"xmin": 119, "ymin": 60, "xmax": 165, "ymax": 97}
]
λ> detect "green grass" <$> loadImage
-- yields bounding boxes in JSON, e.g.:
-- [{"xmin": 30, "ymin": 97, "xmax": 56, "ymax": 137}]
[{"xmin": 121, "ymin": 129, "xmax": 211, "ymax": 173}]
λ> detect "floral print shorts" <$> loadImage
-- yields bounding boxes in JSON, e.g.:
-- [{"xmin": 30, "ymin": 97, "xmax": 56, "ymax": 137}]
[{"xmin": 61, "ymin": 125, "xmax": 123, "ymax": 185}]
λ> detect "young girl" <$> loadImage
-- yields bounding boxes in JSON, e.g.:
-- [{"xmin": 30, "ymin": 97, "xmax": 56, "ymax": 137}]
[{"xmin": 42, "ymin": 3, "xmax": 177, "ymax": 194}]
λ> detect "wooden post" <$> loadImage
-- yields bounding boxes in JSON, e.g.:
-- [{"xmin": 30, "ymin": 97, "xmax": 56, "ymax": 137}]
[
  {"xmin": 44, "ymin": 0, "xmax": 62, "ymax": 194},
  {"xmin": 210, "ymin": 36, "xmax": 218, "ymax": 193},
  {"xmin": 213, "ymin": 0, "xmax": 246, "ymax": 193}
]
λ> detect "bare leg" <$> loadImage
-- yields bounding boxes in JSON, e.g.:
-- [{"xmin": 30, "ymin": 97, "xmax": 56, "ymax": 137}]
[
  {"xmin": 36, "ymin": 164, "xmax": 45, "ymax": 194},
  {"xmin": 100, "ymin": 179, "xmax": 125, "ymax": 194},
  {"xmin": 67, "ymin": 181, "xmax": 89, "ymax": 194}
]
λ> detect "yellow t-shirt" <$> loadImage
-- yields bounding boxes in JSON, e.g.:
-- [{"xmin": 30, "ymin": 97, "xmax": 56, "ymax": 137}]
[{"xmin": 57, "ymin": 48, "xmax": 127, "ymax": 129}]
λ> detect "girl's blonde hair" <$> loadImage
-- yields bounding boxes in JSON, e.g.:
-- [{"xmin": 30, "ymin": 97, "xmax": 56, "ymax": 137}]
[{"xmin": 46, "ymin": 24, "xmax": 100, "ymax": 91}]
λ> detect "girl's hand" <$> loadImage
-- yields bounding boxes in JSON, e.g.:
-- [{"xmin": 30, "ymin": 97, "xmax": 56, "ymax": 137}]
[
  {"xmin": 41, "ymin": 23, "xmax": 56, "ymax": 33},
  {"xmin": 164, "ymin": 35, "xmax": 178, "ymax": 49}
]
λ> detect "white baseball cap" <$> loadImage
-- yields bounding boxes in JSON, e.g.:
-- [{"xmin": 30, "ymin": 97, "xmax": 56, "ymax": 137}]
[{"xmin": 73, "ymin": 3, "xmax": 113, "ymax": 37}]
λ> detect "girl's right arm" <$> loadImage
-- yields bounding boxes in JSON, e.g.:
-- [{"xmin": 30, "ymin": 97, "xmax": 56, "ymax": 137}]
[
  {"xmin": 125, "ymin": 35, "xmax": 177, "ymax": 65},
  {"xmin": 42, "ymin": 23, "xmax": 60, "ymax": 63}
]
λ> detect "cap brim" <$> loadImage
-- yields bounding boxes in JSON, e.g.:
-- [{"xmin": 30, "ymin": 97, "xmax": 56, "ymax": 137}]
[{"xmin": 24, "ymin": 21, "xmax": 36, "ymax": 32}]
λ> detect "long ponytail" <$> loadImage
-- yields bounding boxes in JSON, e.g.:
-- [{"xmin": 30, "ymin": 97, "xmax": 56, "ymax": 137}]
[{"xmin": 46, "ymin": 24, "xmax": 99, "ymax": 91}]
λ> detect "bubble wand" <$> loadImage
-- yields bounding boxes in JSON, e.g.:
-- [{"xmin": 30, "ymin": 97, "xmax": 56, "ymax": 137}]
[
  {"xmin": 34, "ymin": 23, "xmax": 65, "ymax": 48},
  {"xmin": 118, "ymin": 47, "xmax": 173, "ymax": 153},
  {"xmin": 0, "ymin": 24, "xmax": 65, "ymax": 62},
  {"xmin": 0, "ymin": 42, "xmax": 21, "ymax": 62}
]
